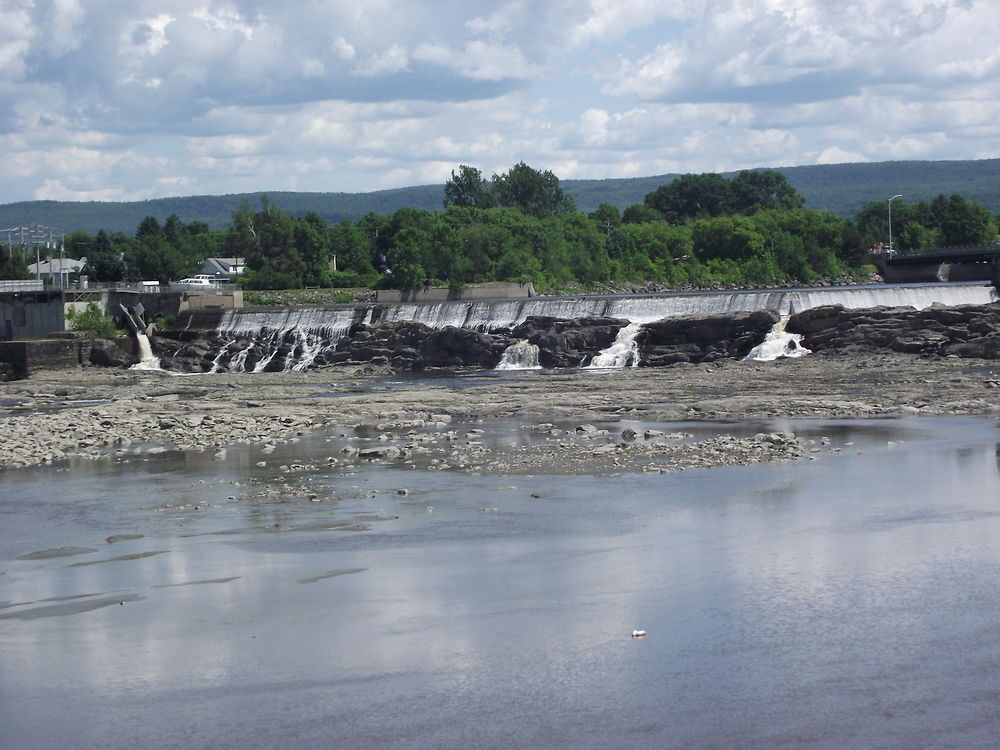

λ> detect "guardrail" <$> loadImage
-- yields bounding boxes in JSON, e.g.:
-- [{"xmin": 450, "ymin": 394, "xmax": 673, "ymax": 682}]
[
  {"xmin": 0, "ymin": 280, "xmax": 45, "ymax": 292},
  {"xmin": 57, "ymin": 281, "xmax": 241, "ymax": 293}
]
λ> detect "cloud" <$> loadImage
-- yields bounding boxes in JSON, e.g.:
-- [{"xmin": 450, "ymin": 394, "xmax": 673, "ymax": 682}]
[
  {"xmin": 602, "ymin": 0, "xmax": 1000, "ymax": 105},
  {"xmin": 0, "ymin": 0, "xmax": 998, "ymax": 205}
]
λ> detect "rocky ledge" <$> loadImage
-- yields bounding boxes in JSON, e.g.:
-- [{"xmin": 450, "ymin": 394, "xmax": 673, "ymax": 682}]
[
  {"xmin": 788, "ymin": 302, "xmax": 1000, "ymax": 359},
  {"xmin": 153, "ymin": 309, "xmax": 786, "ymax": 373}
]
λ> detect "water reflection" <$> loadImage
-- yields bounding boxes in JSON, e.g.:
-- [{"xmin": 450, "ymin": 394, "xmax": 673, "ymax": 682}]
[{"xmin": 2, "ymin": 417, "xmax": 1000, "ymax": 749}]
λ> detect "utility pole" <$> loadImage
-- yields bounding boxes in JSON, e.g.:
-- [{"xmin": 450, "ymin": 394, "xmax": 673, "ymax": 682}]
[{"xmin": 888, "ymin": 194, "xmax": 902, "ymax": 255}]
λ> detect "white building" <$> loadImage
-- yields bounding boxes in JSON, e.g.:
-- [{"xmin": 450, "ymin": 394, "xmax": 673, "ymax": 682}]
[
  {"xmin": 200, "ymin": 257, "xmax": 245, "ymax": 279},
  {"xmin": 25, "ymin": 256, "xmax": 87, "ymax": 287}
]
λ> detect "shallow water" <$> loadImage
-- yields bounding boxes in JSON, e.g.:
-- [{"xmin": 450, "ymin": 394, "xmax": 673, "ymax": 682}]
[{"xmin": 2, "ymin": 416, "xmax": 1000, "ymax": 749}]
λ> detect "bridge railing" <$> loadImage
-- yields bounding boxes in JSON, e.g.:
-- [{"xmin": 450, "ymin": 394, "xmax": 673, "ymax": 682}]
[{"xmin": 876, "ymin": 244, "xmax": 1000, "ymax": 260}]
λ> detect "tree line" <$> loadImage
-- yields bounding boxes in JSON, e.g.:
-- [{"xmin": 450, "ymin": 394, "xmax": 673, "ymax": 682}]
[{"xmin": 4, "ymin": 163, "xmax": 997, "ymax": 290}]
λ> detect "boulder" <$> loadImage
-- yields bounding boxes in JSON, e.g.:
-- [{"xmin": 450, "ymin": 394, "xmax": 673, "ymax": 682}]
[
  {"xmin": 510, "ymin": 316, "xmax": 628, "ymax": 368},
  {"xmin": 640, "ymin": 309, "xmax": 779, "ymax": 364},
  {"xmin": 88, "ymin": 339, "xmax": 138, "ymax": 368}
]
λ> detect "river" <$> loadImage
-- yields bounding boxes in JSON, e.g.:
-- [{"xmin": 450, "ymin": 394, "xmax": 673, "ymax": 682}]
[{"xmin": 2, "ymin": 414, "xmax": 999, "ymax": 749}]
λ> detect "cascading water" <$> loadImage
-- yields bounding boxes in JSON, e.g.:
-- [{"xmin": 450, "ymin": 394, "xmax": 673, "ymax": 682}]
[
  {"xmin": 586, "ymin": 323, "xmax": 642, "ymax": 369},
  {"xmin": 207, "ymin": 282, "xmax": 998, "ymax": 372},
  {"xmin": 744, "ymin": 317, "xmax": 811, "ymax": 361},
  {"xmin": 496, "ymin": 340, "xmax": 542, "ymax": 370},
  {"xmin": 213, "ymin": 307, "xmax": 361, "ymax": 372},
  {"xmin": 131, "ymin": 330, "xmax": 162, "ymax": 371}
]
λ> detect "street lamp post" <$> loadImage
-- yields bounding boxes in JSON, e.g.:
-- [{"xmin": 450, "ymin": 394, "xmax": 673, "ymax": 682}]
[{"xmin": 888, "ymin": 194, "xmax": 902, "ymax": 254}]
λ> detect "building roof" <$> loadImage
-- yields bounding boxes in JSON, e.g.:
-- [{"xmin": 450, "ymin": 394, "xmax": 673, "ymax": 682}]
[
  {"xmin": 26, "ymin": 256, "xmax": 87, "ymax": 275},
  {"xmin": 201, "ymin": 257, "xmax": 245, "ymax": 275}
]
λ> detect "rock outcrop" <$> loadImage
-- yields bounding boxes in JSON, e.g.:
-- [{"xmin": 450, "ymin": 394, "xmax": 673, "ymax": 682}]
[
  {"xmin": 332, "ymin": 322, "xmax": 512, "ymax": 370},
  {"xmin": 142, "ymin": 301, "xmax": 1000, "ymax": 373},
  {"xmin": 787, "ymin": 302, "xmax": 1000, "ymax": 359},
  {"xmin": 509, "ymin": 316, "xmax": 628, "ymax": 368},
  {"xmin": 640, "ymin": 309, "xmax": 780, "ymax": 365}
]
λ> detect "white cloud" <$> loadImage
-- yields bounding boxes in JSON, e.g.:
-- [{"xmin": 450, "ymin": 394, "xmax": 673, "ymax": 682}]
[
  {"xmin": 332, "ymin": 37, "xmax": 356, "ymax": 60},
  {"xmin": 815, "ymin": 147, "xmax": 870, "ymax": 165},
  {"xmin": 351, "ymin": 44, "xmax": 410, "ymax": 77},
  {"xmin": 0, "ymin": 0, "xmax": 998, "ymax": 205}
]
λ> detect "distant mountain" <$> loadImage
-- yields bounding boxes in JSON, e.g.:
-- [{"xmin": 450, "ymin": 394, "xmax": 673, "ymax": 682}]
[{"xmin": 1, "ymin": 159, "xmax": 997, "ymax": 235}]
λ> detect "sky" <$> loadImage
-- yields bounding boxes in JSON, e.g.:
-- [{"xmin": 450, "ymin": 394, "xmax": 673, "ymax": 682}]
[{"xmin": 1, "ymin": 0, "xmax": 998, "ymax": 205}]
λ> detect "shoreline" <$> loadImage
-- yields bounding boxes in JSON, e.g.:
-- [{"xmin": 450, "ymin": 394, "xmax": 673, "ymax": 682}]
[{"xmin": 1, "ymin": 352, "xmax": 997, "ymax": 472}]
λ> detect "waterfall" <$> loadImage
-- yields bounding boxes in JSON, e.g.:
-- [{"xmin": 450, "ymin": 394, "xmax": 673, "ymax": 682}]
[
  {"xmin": 214, "ymin": 307, "xmax": 360, "ymax": 372},
  {"xmin": 370, "ymin": 282, "xmax": 997, "ymax": 331},
  {"xmin": 586, "ymin": 323, "xmax": 642, "ymax": 369},
  {"xmin": 496, "ymin": 340, "xmax": 542, "ymax": 370},
  {"xmin": 131, "ymin": 331, "xmax": 161, "ymax": 371},
  {"xmin": 207, "ymin": 283, "xmax": 998, "ymax": 372},
  {"xmin": 744, "ymin": 317, "xmax": 811, "ymax": 362}
]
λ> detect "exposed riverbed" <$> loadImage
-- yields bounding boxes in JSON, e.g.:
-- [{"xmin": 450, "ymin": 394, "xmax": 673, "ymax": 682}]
[{"xmin": 1, "ymin": 352, "xmax": 998, "ymax": 471}]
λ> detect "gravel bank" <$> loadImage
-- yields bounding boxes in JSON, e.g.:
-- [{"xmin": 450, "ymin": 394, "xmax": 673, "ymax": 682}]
[{"xmin": 1, "ymin": 353, "xmax": 997, "ymax": 473}]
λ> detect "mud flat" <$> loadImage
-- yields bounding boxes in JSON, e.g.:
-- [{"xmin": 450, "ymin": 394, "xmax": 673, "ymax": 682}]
[{"xmin": 1, "ymin": 352, "xmax": 998, "ymax": 472}]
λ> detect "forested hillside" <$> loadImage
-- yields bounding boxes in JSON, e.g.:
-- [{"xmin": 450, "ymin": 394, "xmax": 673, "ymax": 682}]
[
  {"xmin": 1, "ymin": 159, "xmax": 997, "ymax": 234},
  {"xmin": 18, "ymin": 164, "xmax": 992, "ymax": 295}
]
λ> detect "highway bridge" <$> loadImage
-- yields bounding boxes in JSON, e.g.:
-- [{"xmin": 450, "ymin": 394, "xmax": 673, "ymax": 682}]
[{"xmin": 871, "ymin": 245, "xmax": 1000, "ymax": 286}]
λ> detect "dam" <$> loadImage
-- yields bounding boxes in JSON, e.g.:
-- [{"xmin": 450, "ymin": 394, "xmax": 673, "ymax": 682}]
[{"xmin": 184, "ymin": 282, "xmax": 999, "ymax": 373}]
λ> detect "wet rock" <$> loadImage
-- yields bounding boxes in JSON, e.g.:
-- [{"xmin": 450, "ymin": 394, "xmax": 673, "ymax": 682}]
[
  {"xmin": 640, "ymin": 310, "xmax": 779, "ymax": 365},
  {"xmin": 510, "ymin": 316, "xmax": 628, "ymax": 368},
  {"xmin": 788, "ymin": 302, "xmax": 1000, "ymax": 359}
]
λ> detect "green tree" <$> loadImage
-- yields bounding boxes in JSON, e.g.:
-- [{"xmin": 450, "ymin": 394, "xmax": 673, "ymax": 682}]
[
  {"xmin": 621, "ymin": 204, "xmax": 663, "ymax": 224},
  {"xmin": 937, "ymin": 194, "xmax": 997, "ymax": 246},
  {"xmin": 65, "ymin": 302, "xmax": 120, "ymax": 338},
  {"xmin": 726, "ymin": 170, "xmax": 804, "ymax": 214},
  {"xmin": 443, "ymin": 165, "xmax": 495, "ymax": 208},
  {"xmin": 225, "ymin": 198, "xmax": 304, "ymax": 288},
  {"xmin": 63, "ymin": 231, "xmax": 93, "ymax": 260},
  {"xmin": 295, "ymin": 213, "xmax": 331, "ymax": 286},
  {"xmin": 386, "ymin": 227, "xmax": 429, "ymax": 288},
  {"xmin": 0, "ymin": 244, "xmax": 31, "ymax": 280},
  {"xmin": 559, "ymin": 214, "xmax": 612, "ymax": 283},
  {"xmin": 127, "ymin": 233, "xmax": 182, "ymax": 283},
  {"xmin": 490, "ymin": 162, "xmax": 576, "ymax": 218},
  {"xmin": 644, "ymin": 173, "xmax": 731, "ymax": 224},
  {"xmin": 588, "ymin": 202, "xmax": 622, "ymax": 231},
  {"xmin": 692, "ymin": 216, "xmax": 767, "ymax": 262},
  {"xmin": 85, "ymin": 230, "xmax": 127, "ymax": 282},
  {"xmin": 329, "ymin": 221, "xmax": 378, "ymax": 280}
]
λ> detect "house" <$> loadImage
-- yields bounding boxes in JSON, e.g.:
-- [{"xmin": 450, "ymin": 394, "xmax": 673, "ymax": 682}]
[
  {"xmin": 200, "ymin": 257, "xmax": 245, "ymax": 279},
  {"xmin": 25, "ymin": 256, "xmax": 87, "ymax": 287}
]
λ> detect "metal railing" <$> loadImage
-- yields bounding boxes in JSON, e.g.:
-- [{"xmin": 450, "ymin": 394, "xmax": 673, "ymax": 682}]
[
  {"xmin": 0, "ymin": 280, "xmax": 46, "ymax": 292},
  {"xmin": 54, "ymin": 281, "xmax": 241, "ymax": 293}
]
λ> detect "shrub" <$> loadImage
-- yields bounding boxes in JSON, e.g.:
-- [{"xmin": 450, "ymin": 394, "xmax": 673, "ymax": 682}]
[{"xmin": 65, "ymin": 302, "xmax": 121, "ymax": 339}]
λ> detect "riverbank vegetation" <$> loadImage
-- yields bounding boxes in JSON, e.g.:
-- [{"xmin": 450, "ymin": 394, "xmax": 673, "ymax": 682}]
[{"xmin": 8, "ymin": 164, "xmax": 998, "ymax": 293}]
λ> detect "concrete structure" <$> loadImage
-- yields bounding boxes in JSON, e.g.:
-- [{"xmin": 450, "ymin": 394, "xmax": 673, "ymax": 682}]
[
  {"xmin": 873, "ymin": 246, "xmax": 1000, "ymax": 286},
  {"xmin": 375, "ymin": 281, "xmax": 536, "ymax": 304},
  {"xmin": 0, "ymin": 337, "xmax": 84, "ymax": 380},
  {"xmin": 1, "ymin": 285, "xmax": 243, "ymax": 340}
]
